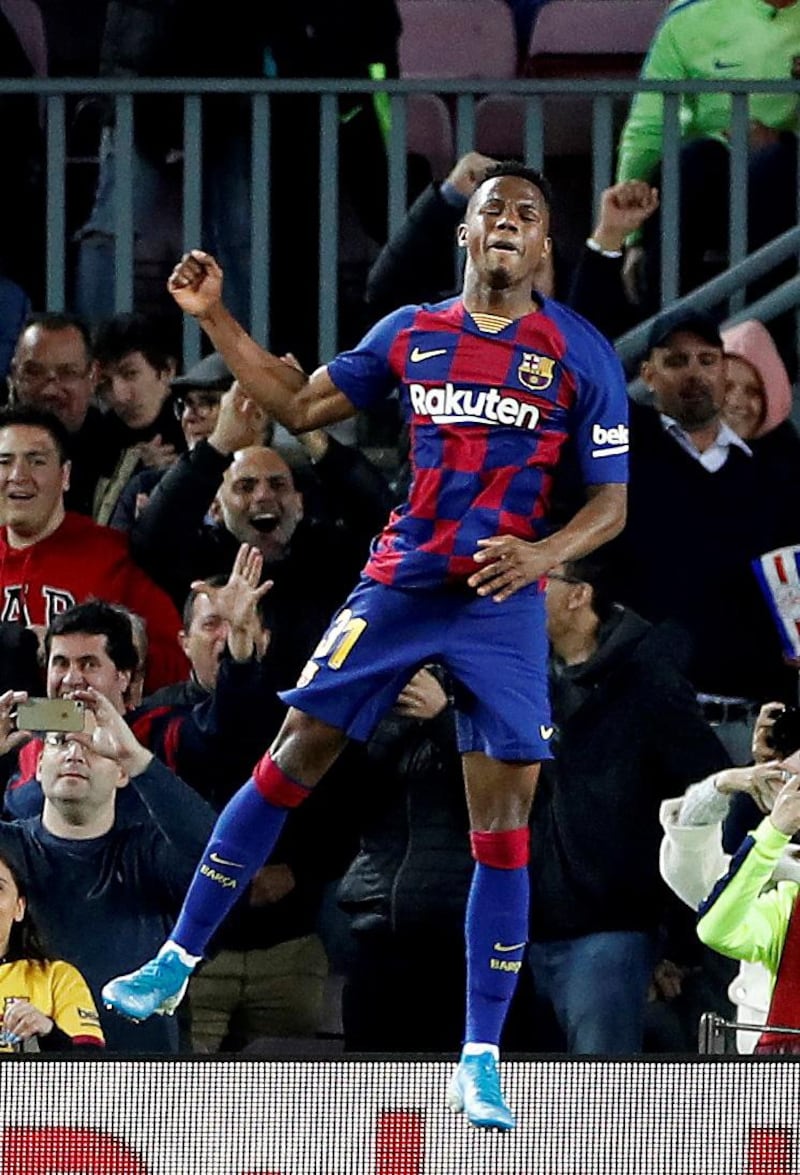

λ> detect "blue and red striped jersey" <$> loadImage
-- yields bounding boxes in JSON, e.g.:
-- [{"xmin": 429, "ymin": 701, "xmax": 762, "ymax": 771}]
[{"xmin": 328, "ymin": 296, "xmax": 629, "ymax": 589}]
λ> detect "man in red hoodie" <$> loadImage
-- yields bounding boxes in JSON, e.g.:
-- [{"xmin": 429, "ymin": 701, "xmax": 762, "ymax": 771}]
[{"xmin": 0, "ymin": 406, "xmax": 187, "ymax": 693}]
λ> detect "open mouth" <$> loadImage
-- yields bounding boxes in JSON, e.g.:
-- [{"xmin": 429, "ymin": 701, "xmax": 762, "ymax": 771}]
[
  {"xmin": 488, "ymin": 240, "xmax": 518, "ymax": 254},
  {"xmin": 250, "ymin": 514, "xmax": 279, "ymax": 534}
]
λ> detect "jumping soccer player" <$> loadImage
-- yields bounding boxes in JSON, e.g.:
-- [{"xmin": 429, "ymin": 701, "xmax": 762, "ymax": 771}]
[{"xmin": 102, "ymin": 163, "xmax": 629, "ymax": 1130}]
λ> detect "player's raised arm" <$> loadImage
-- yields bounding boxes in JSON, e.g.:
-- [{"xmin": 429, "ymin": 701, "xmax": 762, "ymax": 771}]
[{"xmin": 168, "ymin": 250, "xmax": 355, "ymax": 434}]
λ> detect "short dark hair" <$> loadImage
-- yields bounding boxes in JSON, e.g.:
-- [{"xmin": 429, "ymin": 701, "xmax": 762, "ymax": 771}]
[
  {"xmin": 93, "ymin": 312, "xmax": 178, "ymax": 375},
  {"xmin": 0, "ymin": 851, "xmax": 50, "ymax": 965},
  {"xmin": 561, "ymin": 553, "xmax": 616, "ymax": 623},
  {"xmin": 474, "ymin": 161, "xmax": 553, "ymax": 214},
  {"xmin": 0, "ymin": 405, "xmax": 72, "ymax": 463},
  {"xmin": 181, "ymin": 574, "xmax": 228, "ymax": 631},
  {"xmin": 18, "ymin": 312, "xmax": 93, "ymax": 359},
  {"xmin": 45, "ymin": 600, "xmax": 139, "ymax": 674}
]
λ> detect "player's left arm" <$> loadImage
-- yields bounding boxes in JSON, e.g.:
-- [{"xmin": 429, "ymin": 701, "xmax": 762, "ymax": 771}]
[
  {"xmin": 469, "ymin": 482, "xmax": 626, "ymax": 603},
  {"xmin": 470, "ymin": 329, "xmax": 629, "ymax": 602}
]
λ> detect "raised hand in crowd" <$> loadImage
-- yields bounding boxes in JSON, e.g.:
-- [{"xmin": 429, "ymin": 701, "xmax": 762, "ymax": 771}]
[
  {"xmin": 590, "ymin": 181, "xmax": 659, "ymax": 306},
  {"xmin": 445, "ymin": 150, "xmax": 499, "ymax": 198},
  {"xmin": 593, "ymin": 180, "xmax": 659, "ymax": 254},
  {"xmin": 207, "ymin": 384, "xmax": 268, "ymax": 457},
  {"xmin": 768, "ymin": 771, "xmax": 800, "ymax": 837},
  {"xmin": 68, "ymin": 686, "xmax": 153, "ymax": 778},
  {"xmin": 712, "ymin": 762, "xmax": 793, "ymax": 814},
  {"xmin": 751, "ymin": 701, "xmax": 788, "ymax": 763},
  {"xmin": 0, "ymin": 690, "xmax": 31, "ymax": 756},
  {"xmin": 190, "ymin": 543, "xmax": 273, "ymax": 662}
]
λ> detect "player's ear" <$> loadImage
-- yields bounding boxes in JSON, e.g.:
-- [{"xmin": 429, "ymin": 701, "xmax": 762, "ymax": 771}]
[{"xmin": 457, "ymin": 223, "xmax": 468, "ymax": 248}]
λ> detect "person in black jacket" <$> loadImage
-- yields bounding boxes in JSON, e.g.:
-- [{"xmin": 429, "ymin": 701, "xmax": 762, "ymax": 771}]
[
  {"xmin": 90, "ymin": 311, "xmax": 185, "ymax": 525},
  {"xmin": 604, "ymin": 308, "xmax": 800, "ymax": 763},
  {"xmin": 337, "ymin": 666, "xmax": 472, "ymax": 1051},
  {"xmin": 109, "ymin": 350, "xmax": 234, "ymax": 533},
  {"xmin": 527, "ymin": 552, "xmax": 731, "ymax": 1053},
  {"xmin": 129, "ymin": 382, "xmax": 394, "ymax": 684}
]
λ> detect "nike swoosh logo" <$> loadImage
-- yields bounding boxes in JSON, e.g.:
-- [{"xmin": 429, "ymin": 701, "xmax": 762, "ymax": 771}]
[
  {"xmin": 713, "ymin": 59, "xmax": 742, "ymax": 70},
  {"xmin": 209, "ymin": 852, "xmax": 244, "ymax": 869},
  {"xmin": 493, "ymin": 942, "xmax": 526, "ymax": 953},
  {"xmin": 539, "ymin": 725, "xmax": 554, "ymax": 740},
  {"xmin": 410, "ymin": 346, "xmax": 447, "ymax": 362}
]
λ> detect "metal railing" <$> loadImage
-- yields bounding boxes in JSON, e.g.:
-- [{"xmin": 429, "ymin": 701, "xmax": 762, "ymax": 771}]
[
  {"xmin": 617, "ymin": 225, "xmax": 800, "ymax": 368},
  {"xmin": 699, "ymin": 1011, "xmax": 800, "ymax": 1055},
  {"xmin": 1, "ymin": 76, "xmax": 798, "ymax": 368}
]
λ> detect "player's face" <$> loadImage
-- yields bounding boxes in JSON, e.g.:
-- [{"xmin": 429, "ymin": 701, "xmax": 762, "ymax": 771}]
[
  {"xmin": 460, "ymin": 175, "xmax": 551, "ymax": 291},
  {"xmin": 641, "ymin": 331, "xmax": 725, "ymax": 431},
  {"xmin": 722, "ymin": 355, "xmax": 766, "ymax": 440},
  {"xmin": 217, "ymin": 447, "xmax": 303, "ymax": 559},
  {"xmin": 0, "ymin": 425, "xmax": 70, "ymax": 539}
]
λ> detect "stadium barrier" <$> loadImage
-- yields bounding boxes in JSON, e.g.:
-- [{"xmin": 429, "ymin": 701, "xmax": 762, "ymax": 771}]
[{"xmin": 1, "ymin": 1056, "xmax": 799, "ymax": 1173}]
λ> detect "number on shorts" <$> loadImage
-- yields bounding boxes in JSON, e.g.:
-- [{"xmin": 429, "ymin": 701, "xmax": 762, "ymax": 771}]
[{"xmin": 313, "ymin": 609, "xmax": 368, "ymax": 670}]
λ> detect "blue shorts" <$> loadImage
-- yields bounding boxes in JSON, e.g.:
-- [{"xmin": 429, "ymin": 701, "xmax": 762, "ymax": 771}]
[{"xmin": 279, "ymin": 575, "xmax": 553, "ymax": 762}]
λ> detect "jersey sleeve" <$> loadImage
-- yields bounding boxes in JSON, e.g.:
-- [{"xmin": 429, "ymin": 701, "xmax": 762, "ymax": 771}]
[
  {"xmin": 327, "ymin": 305, "xmax": 416, "ymax": 410},
  {"xmin": 50, "ymin": 960, "xmax": 105, "ymax": 1046},
  {"xmin": 570, "ymin": 335, "xmax": 630, "ymax": 485},
  {"xmin": 616, "ymin": 14, "xmax": 687, "ymax": 183},
  {"xmin": 697, "ymin": 818, "xmax": 796, "ymax": 977}
]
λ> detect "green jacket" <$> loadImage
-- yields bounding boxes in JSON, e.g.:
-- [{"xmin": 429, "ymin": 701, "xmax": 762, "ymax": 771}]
[
  {"xmin": 697, "ymin": 816, "xmax": 797, "ymax": 986},
  {"xmin": 616, "ymin": 0, "xmax": 800, "ymax": 183}
]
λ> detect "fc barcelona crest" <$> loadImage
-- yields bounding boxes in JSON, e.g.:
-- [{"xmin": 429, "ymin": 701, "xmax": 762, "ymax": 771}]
[{"xmin": 518, "ymin": 352, "xmax": 555, "ymax": 392}]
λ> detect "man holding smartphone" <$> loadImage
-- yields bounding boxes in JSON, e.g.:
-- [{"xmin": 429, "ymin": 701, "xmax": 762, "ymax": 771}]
[{"xmin": 0, "ymin": 686, "xmax": 215, "ymax": 1053}]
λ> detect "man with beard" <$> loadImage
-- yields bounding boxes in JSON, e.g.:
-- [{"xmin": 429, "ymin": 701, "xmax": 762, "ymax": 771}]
[{"xmin": 605, "ymin": 308, "xmax": 800, "ymax": 764}]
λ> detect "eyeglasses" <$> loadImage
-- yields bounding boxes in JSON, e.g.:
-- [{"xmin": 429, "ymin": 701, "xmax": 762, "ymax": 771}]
[
  {"xmin": 16, "ymin": 364, "xmax": 91, "ymax": 388},
  {"xmin": 43, "ymin": 732, "xmax": 70, "ymax": 747},
  {"xmin": 173, "ymin": 392, "xmax": 222, "ymax": 419}
]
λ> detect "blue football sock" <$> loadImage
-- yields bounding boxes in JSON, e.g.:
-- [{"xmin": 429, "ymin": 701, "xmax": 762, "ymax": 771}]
[
  {"xmin": 464, "ymin": 861, "xmax": 529, "ymax": 1047},
  {"xmin": 170, "ymin": 777, "xmax": 294, "ymax": 957}
]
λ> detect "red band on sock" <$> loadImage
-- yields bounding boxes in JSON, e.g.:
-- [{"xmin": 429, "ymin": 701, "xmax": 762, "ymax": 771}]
[
  {"xmin": 252, "ymin": 753, "xmax": 311, "ymax": 809},
  {"xmin": 470, "ymin": 827, "xmax": 530, "ymax": 869}
]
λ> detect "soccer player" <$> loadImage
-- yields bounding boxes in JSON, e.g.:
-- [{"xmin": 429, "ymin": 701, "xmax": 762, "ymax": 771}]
[{"xmin": 102, "ymin": 162, "xmax": 629, "ymax": 1129}]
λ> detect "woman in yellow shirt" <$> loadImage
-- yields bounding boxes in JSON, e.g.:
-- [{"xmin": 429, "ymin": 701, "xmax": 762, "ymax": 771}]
[{"xmin": 0, "ymin": 852, "xmax": 104, "ymax": 1052}]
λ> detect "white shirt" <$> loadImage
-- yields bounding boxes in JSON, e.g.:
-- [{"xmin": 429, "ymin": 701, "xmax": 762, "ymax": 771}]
[{"xmin": 660, "ymin": 414, "xmax": 752, "ymax": 473}]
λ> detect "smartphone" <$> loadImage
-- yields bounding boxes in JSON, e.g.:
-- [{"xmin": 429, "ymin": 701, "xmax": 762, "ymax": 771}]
[{"xmin": 14, "ymin": 698, "xmax": 84, "ymax": 733}]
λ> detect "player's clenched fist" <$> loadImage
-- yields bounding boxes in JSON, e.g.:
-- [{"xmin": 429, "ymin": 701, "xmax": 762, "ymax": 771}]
[{"xmin": 167, "ymin": 249, "xmax": 224, "ymax": 318}]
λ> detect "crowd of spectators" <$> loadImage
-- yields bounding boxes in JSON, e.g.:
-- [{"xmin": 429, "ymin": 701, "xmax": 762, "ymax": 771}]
[{"xmin": 0, "ymin": 0, "xmax": 797, "ymax": 1057}]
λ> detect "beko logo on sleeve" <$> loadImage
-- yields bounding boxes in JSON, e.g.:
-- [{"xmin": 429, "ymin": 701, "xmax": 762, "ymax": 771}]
[{"xmin": 591, "ymin": 423, "xmax": 629, "ymax": 457}]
